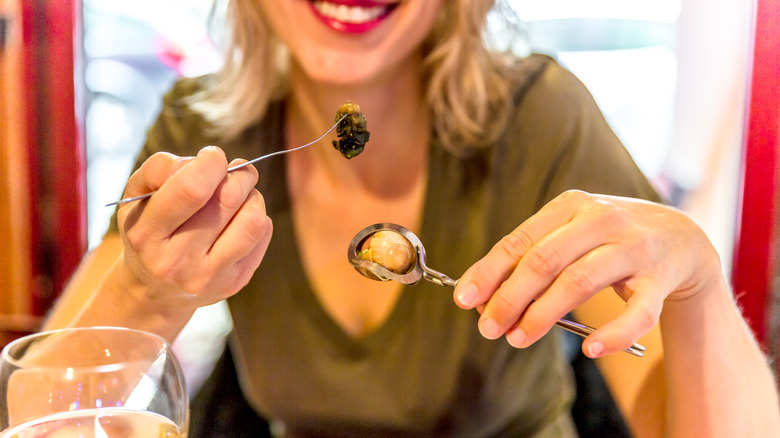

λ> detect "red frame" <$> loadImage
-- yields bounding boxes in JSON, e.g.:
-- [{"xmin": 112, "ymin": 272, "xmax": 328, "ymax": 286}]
[
  {"xmin": 20, "ymin": 0, "xmax": 85, "ymax": 313},
  {"xmin": 732, "ymin": 0, "xmax": 780, "ymax": 349},
  {"xmin": 46, "ymin": 0, "xmax": 85, "ymax": 304}
]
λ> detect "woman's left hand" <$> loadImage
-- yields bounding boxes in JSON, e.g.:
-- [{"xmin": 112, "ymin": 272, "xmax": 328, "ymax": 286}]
[{"xmin": 453, "ymin": 190, "xmax": 722, "ymax": 357}]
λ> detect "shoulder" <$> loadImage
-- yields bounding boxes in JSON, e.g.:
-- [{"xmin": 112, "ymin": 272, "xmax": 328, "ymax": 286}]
[
  {"xmin": 497, "ymin": 54, "xmax": 610, "ymax": 160},
  {"xmin": 158, "ymin": 76, "xmax": 212, "ymax": 132},
  {"xmin": 491, "ymin": 55, "xmax": 605, "ymax": 165},
  {"xmin": 510, "ymin": 54, "xmax": 602, "ymax": 121},
  {"xmin": 146, "ymin": 76, "xmax": 220, "ymax": 157},
  {"xmin": 492, "ymin": 55, "xmax": 660, "ymax": 204}
]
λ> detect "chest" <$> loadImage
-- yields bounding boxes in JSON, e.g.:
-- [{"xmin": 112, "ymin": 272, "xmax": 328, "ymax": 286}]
[
  {"xmin": 287, "ymin": 161, "xmax": 427, "ymax": 338},
  {"xmin": 225, "ymin": 138, "xmax": 576, "ymax": 432}
]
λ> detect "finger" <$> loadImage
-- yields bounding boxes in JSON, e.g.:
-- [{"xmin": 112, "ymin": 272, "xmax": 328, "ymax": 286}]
[
  {"xmin": 137, "ymin": 189, "xmax": 271, "ymax": 299},
  {"xmin": 503, "ymin": 243, "xmax": 638, "ymax": 347},
  {"xmin": 210, "ymin": 199, "xmax": 274, "ymax": 300},
  {"xmin": 132, "ymin": 146, "xmax": 230, "ymax": 239},
  {"xmin": 166, "ymin": 159, "xmax": 259, "ymax": 253},
  {"xmin": 148, "ymin": 146, "xmax": 230, "ymax": 234},
  {"xmin": 208, "ymin": 189, "xmax": 272, "ymax": 267},
  {"xmin": 454, "ymin": 191, "xmax": 589, "ymax": 310},
  {"xmin": 122, "ymin": 152, "xmax": 190, "ymax": 198},
  {"xmin": 581, "ymin": 277, "xmax": 665, "ymax": 358},
  {"xmin": 476, "ymin": 202, "xmax": 621, "ymax": 340}
]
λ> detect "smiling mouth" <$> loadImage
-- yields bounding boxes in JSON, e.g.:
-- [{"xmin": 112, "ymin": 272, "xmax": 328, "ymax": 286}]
[{"xmin": 311, "ymin": 1, "xmax": 397, "ymax": 25}]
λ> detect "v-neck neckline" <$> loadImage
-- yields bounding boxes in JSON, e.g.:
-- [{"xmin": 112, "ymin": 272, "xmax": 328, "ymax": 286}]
[{"xmin": 265, "ymin": 119, "xmax": 439, "ymax": 352}]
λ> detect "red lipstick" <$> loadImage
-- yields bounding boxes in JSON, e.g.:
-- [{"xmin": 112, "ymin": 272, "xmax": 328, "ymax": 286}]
[{"xmin": 308, "ymin": 0, "xmax": 398, "ymax": 34}]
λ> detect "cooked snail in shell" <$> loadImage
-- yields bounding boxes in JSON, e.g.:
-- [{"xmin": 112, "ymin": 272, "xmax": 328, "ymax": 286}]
[{"xmin": 357, "ymin": 230, "xmax": 416, "ymax": 274}]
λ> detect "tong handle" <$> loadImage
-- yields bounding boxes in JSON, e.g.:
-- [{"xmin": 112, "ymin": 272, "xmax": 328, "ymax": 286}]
[{"xmin": 423, "ymin": 269, "xmax": 646, "ymax": 357}]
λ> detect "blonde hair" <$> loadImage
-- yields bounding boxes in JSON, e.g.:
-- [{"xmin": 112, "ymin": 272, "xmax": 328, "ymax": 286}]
[{"xmin": 191, "ymin": 0, "xmax": 522, "ymax": 157}]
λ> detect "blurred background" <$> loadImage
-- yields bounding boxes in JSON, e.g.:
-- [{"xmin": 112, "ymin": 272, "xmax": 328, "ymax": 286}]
[
  {"xmin": 2, "ymin": 0, "xmax": 778, "ymax": 392},
  {"xmin": 79, "ymin": 0, "xmax": 750, "ymax": 268}
]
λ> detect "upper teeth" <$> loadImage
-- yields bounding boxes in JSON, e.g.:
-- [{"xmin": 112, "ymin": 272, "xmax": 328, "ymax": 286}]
[{"xmin": 313, "ymin": 1, "xmax": 386, "ymax": 23}]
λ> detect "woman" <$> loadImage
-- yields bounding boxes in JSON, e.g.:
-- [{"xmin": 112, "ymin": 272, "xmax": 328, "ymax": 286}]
[{"xmin": 46, "ymin": 0, "xmax": 780, "ymax": 436}]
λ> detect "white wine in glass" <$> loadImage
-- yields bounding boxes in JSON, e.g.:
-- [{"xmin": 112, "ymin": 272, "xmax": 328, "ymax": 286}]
[{"xmin": 0, "ymin": 327, "xmax": 188, "ymax": 437}]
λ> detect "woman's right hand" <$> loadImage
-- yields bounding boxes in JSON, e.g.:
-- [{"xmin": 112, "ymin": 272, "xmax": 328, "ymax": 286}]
[{"xmin": 115, "ymin": 146, "xmax": 272, "ymax": 315}]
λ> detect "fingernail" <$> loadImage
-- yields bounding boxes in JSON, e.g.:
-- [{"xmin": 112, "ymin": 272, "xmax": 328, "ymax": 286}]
[
  {"xmin": 479, "ymin": 318, "xmax": 502, "ymax": 340},
  {"xmin": 198, "ymin": 145, "xmax": 218, "ymax": 156},
  {"xmin": 506, "ymin": 326, "xmax": 526, "ymax": 347},
  {"xmin": 456, "ymin": 283, "xmax": 478, "ymax": 306},
  {"xmin": 587, "ymin": 340, "xmax": 605, "ymax": 358}
]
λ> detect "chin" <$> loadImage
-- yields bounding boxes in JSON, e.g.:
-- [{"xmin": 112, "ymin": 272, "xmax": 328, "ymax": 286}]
[{"xmin": 296, "ymin": 52, "xmax": 386, "ymax": 87}]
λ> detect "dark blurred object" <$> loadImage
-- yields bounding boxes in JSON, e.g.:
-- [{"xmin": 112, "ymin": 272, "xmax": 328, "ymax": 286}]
[
  {"xmin": 0, "ymin": 15, "xmax": 8, "ymax": 50},
  {"xmin": 570, "ymin": 349, "xmax": 632, "ymax": 438},
  {"xmin": 562, "ymin": 328, "xmax": 632, "ymax": 437},
  {"xmin": 189, "ymin": 344, "xmax": 272, "ymax": 438}
]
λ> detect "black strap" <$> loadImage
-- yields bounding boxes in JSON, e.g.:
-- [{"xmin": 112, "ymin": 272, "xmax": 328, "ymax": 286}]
[{"xmin": 188, "ymin": 344, "xmax": 271, "ymax": 438}]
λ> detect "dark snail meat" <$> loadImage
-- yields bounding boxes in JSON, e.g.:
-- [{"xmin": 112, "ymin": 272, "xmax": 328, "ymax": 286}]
[{"xmin": 333, "ymin": 101, "xmax": 370, "ymax": 159}]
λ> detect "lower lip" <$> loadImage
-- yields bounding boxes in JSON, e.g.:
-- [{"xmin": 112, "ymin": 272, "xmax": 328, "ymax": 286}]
[{"xmin": 308, "ymin": 2, "xmax": 394, "ymax": 34}]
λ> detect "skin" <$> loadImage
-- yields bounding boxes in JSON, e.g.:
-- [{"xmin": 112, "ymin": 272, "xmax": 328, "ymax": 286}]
[
  {"xmin": 455, "ymin": 191, "xmax": 713, "ymax": 356},
  {"xmin": 45, "ymin": 1, "xmax": 780, "ymax": 436},
  {"xmin": 454, "ymin": 191, "xmax": 780, "ymax": 437},
  {"xmin": 47, "ymin": 148, "xmax": 272, "ymax": 341},
  {"xmin": 259, "ymin": 0, "xmax": 442, "ymax": 86}
]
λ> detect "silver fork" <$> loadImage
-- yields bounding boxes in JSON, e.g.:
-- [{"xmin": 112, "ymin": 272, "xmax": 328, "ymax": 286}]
[{"xmin": 106, "ymin": 114, "xmax": 347, "ymax": 207}]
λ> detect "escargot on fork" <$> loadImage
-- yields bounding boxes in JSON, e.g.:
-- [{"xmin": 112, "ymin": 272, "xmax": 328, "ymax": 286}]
[{"xmin": 107, "ymin": 102, "xmax": 370, "ymax": 206}]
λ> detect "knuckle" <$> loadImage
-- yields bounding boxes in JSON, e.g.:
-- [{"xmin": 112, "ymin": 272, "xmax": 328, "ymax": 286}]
[
  {"xmin": 146, "ymin": 253, "xmax": 178, "ymax": 280},
  {"xmin": 498, "ymin": 228, "xmax": 534, "ymax": 260},
  {"xmin": 217, "ymin": 185, "xmax": 246, "ymax": 211},
  {"xmin": 627, "ymin": 231, "xmax": 658, "ymax": 262},
  {"xmin": 241, "ymin": 209, "xmax": 273, "ymax": 243},
  {"xmin": 144, "ymin": 152, "xmax": 176, "ymax": 176},
  {"xmin": 219, "ymin": 171, "xmax": 259, "ymax": 211},
  {"xmin": 556, "ymin": 189, "xmax": 588, "ymax": 206},
  {"xmin": 560, "ymin": 267, "xmax": 596, "ymax": 300},
  {"xmin": 631, "ymin": 300, "xmax": 660, "ymax": 332},
  {"xmin": 176, "ymin": 264, "xmax": 213, "ymax": 295},
  {"xmin": 180, "ymin": 276, "xmax": 209, "ymax": 296},
  {"xmin": 598, "ymin": 205, "xmax": 627, "ymax": 225},
  {"xmin": 559, "ymin": 189, "xmax": 586, "ymax": 201},
  {"xmin": 123, "ymin": 226, "xmax": 147, "ymax": 252},
  {"xmin": 585, "ymin": 201, "xmax": 628, "ymax": 231},
  {"xmin": 177, "ymin": 177, "xmax": 214, "ymax": 207},
  {"xmin": 490, "ymin": 289, "xmax": 524, "ymax": 319},
  {"xmin": 524, "ymin": 244, "xmax": 562, "ymax": 277}
]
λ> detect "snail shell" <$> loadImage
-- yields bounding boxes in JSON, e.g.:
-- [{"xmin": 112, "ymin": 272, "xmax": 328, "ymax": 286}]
[{"xmin": 358, "ymin": 230, "xmax": 415, "ymax": 274}]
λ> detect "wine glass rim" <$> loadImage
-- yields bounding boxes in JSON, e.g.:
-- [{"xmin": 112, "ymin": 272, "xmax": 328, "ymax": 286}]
[{"xmin": 1, "ymin": 326, "xmax": 170, "ymax": 370}]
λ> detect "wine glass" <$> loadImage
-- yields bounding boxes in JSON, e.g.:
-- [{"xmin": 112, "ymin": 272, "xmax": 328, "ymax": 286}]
[{"xmin": 0, "ymin": 327, "xmax": 188, "ymax": 437}]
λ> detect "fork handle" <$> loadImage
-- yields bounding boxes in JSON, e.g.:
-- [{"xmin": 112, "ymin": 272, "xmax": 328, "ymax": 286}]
[
  {"xmin": 431, "ymin": 276, "xmax": 646, "ymax": 357},
  {"xmin": 554, "ymin": 318, "xmax": 646, "ymax": 357}
]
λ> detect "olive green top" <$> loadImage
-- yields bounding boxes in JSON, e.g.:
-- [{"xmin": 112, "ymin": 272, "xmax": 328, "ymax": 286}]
[{"xmin": 112, "ymin": 54, "xmax": 660, "ymax": 436}]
